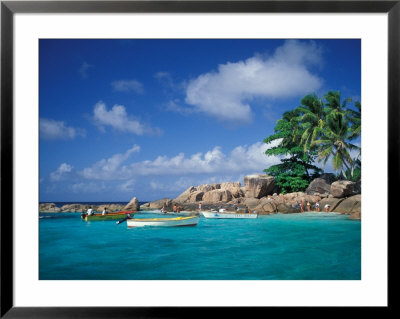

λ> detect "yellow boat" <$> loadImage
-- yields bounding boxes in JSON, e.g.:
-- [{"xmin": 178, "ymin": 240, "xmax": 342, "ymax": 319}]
[
  {"xmin": 127, "ymin": 215, "xmax": 199, "ymax": 228},
  {"xmin": 81, "ymin": 211, "xmax": 135, "ymax": 221}
]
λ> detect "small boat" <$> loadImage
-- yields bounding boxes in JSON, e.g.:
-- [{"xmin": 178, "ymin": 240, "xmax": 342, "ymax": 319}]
[
  {"xmin": 156, "ymin": 210, "xmax": 196, "ymax": 216},
  {"xmin": 81, "ymin": 211, "xmax": 135, "ymax": 221},
  {"xmin": 126, "ymin": 216, "xmax": 199, "ymax": 228},
  {"xmin": 201, "ymin": 210, "xmax": 258, "ymax": 219}
]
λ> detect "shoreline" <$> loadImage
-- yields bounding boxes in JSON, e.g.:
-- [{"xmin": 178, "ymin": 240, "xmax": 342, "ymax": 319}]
[{"xmin": 39, "ymin": 174, "xmax": 361, "ymax": 220}]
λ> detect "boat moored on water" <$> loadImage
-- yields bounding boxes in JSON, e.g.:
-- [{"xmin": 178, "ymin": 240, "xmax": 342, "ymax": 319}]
[
  {"xmin": 81, "ymin": 211, "xmax": 135, "ymax": 221},
  {"xmin": 201, "ymin": 209, "xmax": 258, "ymax": 219},
  {"xmin": 151, "ymin": 210, "xmax": 197, "ymax": 216},
  {"xmin": 126, "ymin": 216, "xmax": 199, "ymax": 228}
]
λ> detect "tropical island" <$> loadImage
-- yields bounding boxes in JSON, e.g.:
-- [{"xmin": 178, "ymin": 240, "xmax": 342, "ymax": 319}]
[{"xmin": 40, "ymin": 91, "xmax": 361, "ymax": 220}]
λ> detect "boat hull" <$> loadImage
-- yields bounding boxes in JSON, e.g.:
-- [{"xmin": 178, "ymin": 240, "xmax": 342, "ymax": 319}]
[
  {"xmin": 142, "ymin": 210, "xmax": 195, "ymax": 216},
  {"xmin": 201, "ymin": 211, "xmax": 258, "ymax": 219},
  {"xmin": 127, "ymin": 216, "xmax": 199, "ymax": 228},
  {"xmin": 82, "ymin": 211, "xmax": 134, "ymax": 221}
]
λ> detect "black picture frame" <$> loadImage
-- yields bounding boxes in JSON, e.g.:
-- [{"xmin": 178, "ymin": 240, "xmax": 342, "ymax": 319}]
[{"xmin": 1, "ymin": 1, "xmax": 395, "ymax": 317}]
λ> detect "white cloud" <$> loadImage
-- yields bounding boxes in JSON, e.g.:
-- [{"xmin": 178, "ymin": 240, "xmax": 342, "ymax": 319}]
[
  {"xmin": 93, "ymin": 101, "xmax": 160, "ymax": 135},
  {"xmin": 50, "ymin": 163, "xmax": 73, "ymax": 181},
  {"xmin": 79, "ymin": 61, "xmax": 92, "ymax": 78},
  {"xmin": 81, "ymin": 140, "xmax": 281, "ymax": 180},
  {"xmin": 111, "ymin": 80, "xmax": 144, "ymax": 93},
  {"xmin": 154, "ymin": 72, "xmax": 172, "ymax": 85},
  {"xmin": 185, "ymin": 40, "xmax": 323, "ymax": 123},
  {"xmin": 165, "ymin": 100, "xmax": 194, "ymax": 115},
  {"xmin": 45, "ymin": 184, "xmax": 57, "ymax": 193},
  {"xmin": 155, "ymin": 71, "xmax": 185, "ymax": 92},
  {"xmin": 149, "ymin": 181, "xmax": 165, "ymax": 190},
  {"xmin": 82, "ymin": 145, "xmax": 140, "ymax": 180},
  {"xmin": 119, "ymin": 179, "xmax": 136, "ymax": 192},
  {"xmin": 70, "ymin": 182, "xmax": 106, "ymax": 193},
  {"xmin": 40, "ymin": 118, "xmax": 85, "ymax": 140}
]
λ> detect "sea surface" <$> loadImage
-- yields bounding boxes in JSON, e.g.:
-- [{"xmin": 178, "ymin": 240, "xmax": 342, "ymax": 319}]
[{"xmin": 39, "ymin": 209, "xmax": 361, "ymax": 280}]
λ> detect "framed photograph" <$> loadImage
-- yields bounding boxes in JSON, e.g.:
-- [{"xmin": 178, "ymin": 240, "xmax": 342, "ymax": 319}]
[{"xmin": 1, "ymin": 0, "xmax": 395, "ymax": 317}]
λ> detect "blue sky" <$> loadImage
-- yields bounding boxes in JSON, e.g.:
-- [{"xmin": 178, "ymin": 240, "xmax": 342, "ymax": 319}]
[{"xmin": 39, "ymin": 39, "xmax": 361, "ymax": 202}]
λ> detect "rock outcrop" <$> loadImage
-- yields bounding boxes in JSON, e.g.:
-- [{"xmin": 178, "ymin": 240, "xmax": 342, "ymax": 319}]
[
  {"xmin": 349, "ymin": 211, "xmax": 361, "ymax": 220},
  {"xmin": 334, "ymin": 194, "xmax": 361, "ymax": 214},
  {"xmin": 41, "ymin": 174, "xmax": 361, "ymax": 219},
  {"xmin": 188, "ymin": 191, "xmax": 204, "ymax": 202},
  {"xmin": 174, "ymin": 186, "xmax": 197, "ymax": 203},
  {"xmin": 197, "ymin": 184, "xmax": 218, "ymax": 192},
  {"xmin": 253, "ymin": 197, "xmax": 277, "ymax": 214},
  {"xmin": 306, "ymin": 178, "xmax": 331, "ymax": 196},
  {"xmin": 354, "ymin": 179, "xmax": 361, "ymax": 195},
  {"xmin": 97, "ymin": 204, "xmax": 125, "ymax": 212},
  {"xmin": 220, "ymin": 182, "xmax": 244, "ymax": 198},
  {"xmin": 150, "ymin": 198, "xmax": 174, "ymax": 210},
  {"xmin": 244, "ymin": 174, "xmax": 275, "ymax": 198},
  {"xmin": 174, "ymin": 182, "xmax": 242, "ymax": 204},
  {"xmin": 163, "ymin": 175, "xmax": 361, "ymax": 217},
  {"xmin": 319, "ymin": 173, "xmax": 336, "ymax": 184},
  {"xmin": 243, "ymin": 197, "xmax": 261, "ymax": 210},
  {"xmin": 61, "ymin": 204, "xmax": 89, "ymax": 212},
  {"xmin": 276, "ymin": 203, "xmax": 298, "ymax": 214},
  {"xmin": 202, "ymin": 189, "xmax": 232, "ymax": 202},
  {"xmin": 330, "ymin": 181, "xmax": 355, "ymax": 198},
  {"xmin": 39, "ymin": 203, "xmax": 126, "ymax": 213},
  {"xmin": 39, "ymin": 203, "xmax": 61, "ymax": 212},
  {"xmin": 319, "ymin": 197, "xmax": 345, "ymax": 212},
  {"xmin": 123, "ymin": 197, "xmax": 140, "ymax": 211}
]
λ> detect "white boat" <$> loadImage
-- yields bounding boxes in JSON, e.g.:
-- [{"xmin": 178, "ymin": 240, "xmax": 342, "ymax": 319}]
[
  {"xmin": 156, "ymin": 210, "xmax": 195, "ymax": 216},
  {"xmin": 201, "ymin": 210, "xmax": 258, "ymax": 219},
  {"xmin": 126, "ymin": 216, "xmax": 199, "ymax": 228},
  {"xmin": 140, "ymin": 210, "xmax": 195, "ymax": 216}
]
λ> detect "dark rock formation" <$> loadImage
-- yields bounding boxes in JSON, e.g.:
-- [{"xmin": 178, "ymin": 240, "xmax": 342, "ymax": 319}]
[
  {"xmin": 353, "ymin": 179, "xmax": 361, "ymax": 195},
  {"xmin": 306, "ymin": 178, "xmax": 331, "ymax": 195},
  {"xmin": 244, "ymin": 174, "xmax": 275, "ymax": 198},
  {"xmin": 330, "ymin": 181, "xmax": 356, "ymax": 198},
  {"xmin": 276, "ymin": 203, "xmax": 298, "ymax": 214}
]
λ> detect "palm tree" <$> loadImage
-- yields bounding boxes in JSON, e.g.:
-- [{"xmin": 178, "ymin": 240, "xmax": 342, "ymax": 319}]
[
  {"xmin": 295, "ymin": 93, "xmax": 325, "ymax": 152},
  {"xmin": 264, "ymin": 109, "xmax": 302, "ymax": 150},
  {"xmin": 312, "ymin": 111, "xmax": 360, "ymax": 178},
  {"xmin": 346, "ymin": 101, "xmax": 361, "ymax": 179},
  {"xmin": 347, "ymin": 101, "xmax": 361, "ymax": 140},
  {"xmin": 324, "ymin": 91, "xmax": 352, "ymax": 117}
]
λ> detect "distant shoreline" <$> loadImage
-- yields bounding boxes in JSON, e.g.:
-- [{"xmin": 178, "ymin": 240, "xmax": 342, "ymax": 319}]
[{"xmin": 39, "ymin": 201, "xmax": 148, "ymax": 207}]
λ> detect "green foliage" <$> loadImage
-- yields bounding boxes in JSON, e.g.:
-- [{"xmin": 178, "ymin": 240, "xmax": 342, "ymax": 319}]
[
  {"xmin": 264, "ymin": 157, "xmax": 322, "ymax": 193},
  {"xmin": 312, "ymin": 93, "xmax": 360, "ymax": 178},
  {"xmin": 263, "ymin": 90, "xmax": 361, "ymax": 190},
  {"xmin": 263, "ymin": 108, "xmax": 323, "ymax": 193},
  {"xmin": 347, "ymin": 101, "xmax": 361, "ymax": 140},
  {"xmin": 338, "ymin": 158, "xmax": 361, "ymax": 181},
  {"xmin": 295, "ymin": 93, "xmax": 325, "ymax": 152},
  {"xmin": 338, "ymin": 167, "xmax": 361, "ymax": 182}
]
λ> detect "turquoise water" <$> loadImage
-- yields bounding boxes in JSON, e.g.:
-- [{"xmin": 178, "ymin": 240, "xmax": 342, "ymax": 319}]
[{"xmin": 39, "ymin": 211, "xmax": 361, "ymax": 280}]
